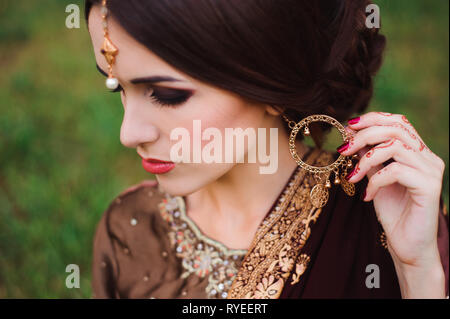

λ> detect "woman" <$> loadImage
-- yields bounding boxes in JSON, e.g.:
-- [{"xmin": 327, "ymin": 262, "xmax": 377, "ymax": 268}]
[{"xmin": 85, "ymin": 0, "xmax": 449, "ymax": 298}]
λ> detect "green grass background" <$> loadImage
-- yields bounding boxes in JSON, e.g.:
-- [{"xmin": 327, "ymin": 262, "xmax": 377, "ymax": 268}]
[{"xmin": 0, "ymin": 0, "xmax": 448, "ymax": 298}]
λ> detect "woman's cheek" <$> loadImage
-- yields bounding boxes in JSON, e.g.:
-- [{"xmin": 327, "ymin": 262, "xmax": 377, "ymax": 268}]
[{"xmin": 165, "ymin": 93, "xmax": 262, "ymax": 163}]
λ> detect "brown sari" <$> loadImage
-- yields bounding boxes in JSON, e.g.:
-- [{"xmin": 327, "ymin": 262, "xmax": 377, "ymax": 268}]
[{"xmin": 91, "ymin": 147, "xmax": 449, "ymax": 298}]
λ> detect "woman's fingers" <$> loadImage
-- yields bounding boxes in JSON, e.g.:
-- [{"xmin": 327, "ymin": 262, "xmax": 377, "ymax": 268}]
[
  {"xmin": 363, "ymin": 161, "xmax": 441, "ymax": 202},
  {"xmin": 344, "ymin": 138, "xmax": 434, "ymax": 184},
  {"xmin": 346, "ymin": 111, "xmax": 432, "ymax": 155},
  {"xmin": 339, "ymin": 124, "xmax": 427, "ymax": 157},
  {"xmin": 341, "ymin": 111, "xmax": 445, "ymax": 173}
]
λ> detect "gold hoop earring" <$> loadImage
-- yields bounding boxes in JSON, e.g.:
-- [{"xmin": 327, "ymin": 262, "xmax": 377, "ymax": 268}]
[{"xmin": 282, "ymin": 114, "xmax": 356, "ymax": 209}]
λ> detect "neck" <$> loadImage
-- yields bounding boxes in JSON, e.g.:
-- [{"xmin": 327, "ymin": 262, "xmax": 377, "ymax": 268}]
[{"xmin": 184, "ymin": 121, "xmax": 309, "ymax": 249}]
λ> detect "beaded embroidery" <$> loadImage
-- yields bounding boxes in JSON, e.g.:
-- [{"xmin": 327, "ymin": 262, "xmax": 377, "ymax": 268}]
[{"xmin": 158, "ymin": 195, "xmax": 247, "ymax": 299}]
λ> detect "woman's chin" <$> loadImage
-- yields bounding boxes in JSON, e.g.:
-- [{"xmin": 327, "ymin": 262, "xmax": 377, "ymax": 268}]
[
  {"xmin": 152, "ymin": 162, "xmax": 234, "ymax": 197},
  {"xmin": 154, "ymin": 173, "xmax": 199, "ymax": 197}
]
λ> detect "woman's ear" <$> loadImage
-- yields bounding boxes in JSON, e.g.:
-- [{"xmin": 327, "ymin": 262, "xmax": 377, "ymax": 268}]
[{"xmin": 265, "ymin": 105, "xmax": 285, "ymax": 116}]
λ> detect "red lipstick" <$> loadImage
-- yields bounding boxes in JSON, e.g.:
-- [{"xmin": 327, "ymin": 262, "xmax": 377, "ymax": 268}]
[{"xmin": 141, "ymin": 157, "xmax": 175, "ymax": 174}]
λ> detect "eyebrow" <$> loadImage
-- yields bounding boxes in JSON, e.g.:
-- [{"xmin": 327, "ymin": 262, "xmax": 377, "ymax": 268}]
[{"xmin": 95, "ymin": 63, "xmax": 185, "ymax": 84}]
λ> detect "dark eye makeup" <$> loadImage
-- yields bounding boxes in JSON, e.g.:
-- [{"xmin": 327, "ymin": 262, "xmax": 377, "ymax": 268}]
[
  {"xmin": 96, "ymin": 64, "xmax": 192, "ymax": 107},
  {"xmin": 110, "ymin": 84, "xmax": 193, "ymax": 107}
]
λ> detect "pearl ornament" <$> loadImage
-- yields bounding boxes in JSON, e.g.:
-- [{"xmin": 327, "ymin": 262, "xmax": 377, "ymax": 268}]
[{"xmin": 106, "ymin": 77, "xmax": 119, "ymax": 90}]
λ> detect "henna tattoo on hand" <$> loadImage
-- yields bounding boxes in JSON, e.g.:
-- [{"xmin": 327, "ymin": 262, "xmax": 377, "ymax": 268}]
[
  {"xmin": 365, "ymin": 139, "xmax": 396, "ymax": 158},
  {"xmin": 373, "ymin": 113, "xmax": 430, "ymax": 153},
  {"xmin": 376, "ymin": 166, "xmax": 389, "ymax": 175},
  {"xmin": 376, "ymin": 112, "xmax": 394, "ymax": 116},
  {"xmin": 380, "ymin": 123, "xmax": 430, "ymax": 153}
]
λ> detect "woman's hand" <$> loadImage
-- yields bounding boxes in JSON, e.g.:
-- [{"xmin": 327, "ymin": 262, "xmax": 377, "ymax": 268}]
[{"xmin": 336, "ymin": 111, "xmax": 446, "ymax": 298}]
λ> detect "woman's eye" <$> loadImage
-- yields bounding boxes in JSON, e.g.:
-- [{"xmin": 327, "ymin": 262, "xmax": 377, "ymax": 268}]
[
  {"xmin": 109, "ymin": 85, "xmax": 191, "ymax": 108},
  {"xmin": 149, "ymin": 88, "xmax": 192, "ymax": 107}
]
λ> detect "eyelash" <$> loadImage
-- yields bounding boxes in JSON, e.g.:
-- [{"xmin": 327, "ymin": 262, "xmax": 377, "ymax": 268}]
[{"xmin": 110, "ymin": 84, "xmax": 191, "ymax": 107}]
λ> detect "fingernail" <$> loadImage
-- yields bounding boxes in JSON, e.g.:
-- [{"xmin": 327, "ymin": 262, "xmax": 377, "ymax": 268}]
[
  {"xmin": 337, "ymin": 141, "xmax": 350, "ymax": 153},
  {"xmin": 361, "ymin": 189, "xmax": 366, "ymax": 200},
  {"xmin": 345, "ymin": 167, "xmax": 356, "ymax": 180},
  {"xmin": 348, "ymin": 117, "xmax": 360, "ymax": 125}
]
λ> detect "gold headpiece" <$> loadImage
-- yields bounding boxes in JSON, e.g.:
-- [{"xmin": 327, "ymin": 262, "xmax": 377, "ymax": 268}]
[{"xmin": 100, "ymin": 0, "xmax": 119, "ymax": 90}]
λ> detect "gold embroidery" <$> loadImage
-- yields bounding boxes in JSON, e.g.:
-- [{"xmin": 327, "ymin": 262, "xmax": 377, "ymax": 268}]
[
  {"xmin": 159, "ymin": 196, "xmax": 247, "ymax": 299},
  {"xmin": 253, "ymin": 275, "xmax": 284, "ymax": 299},
  {"xmin": 227, "ymin": 148, "xmax": 335, "ymax": 299},
  {"xmin": 291, "ymin": 254, "xmax": 310, "ymax": 285},
  {"xmin": 380, "ymin": 231, "xmax": 388, "ymax": 250}
]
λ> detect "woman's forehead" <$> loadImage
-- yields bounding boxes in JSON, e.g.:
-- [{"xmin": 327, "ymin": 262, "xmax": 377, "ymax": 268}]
[{"xmin": 88, "ymin": 5, "xmax": 191, "ymax": 85}]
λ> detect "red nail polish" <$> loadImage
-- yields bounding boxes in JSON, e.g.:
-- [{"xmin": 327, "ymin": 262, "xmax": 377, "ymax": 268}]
[
  {"xmin": 337, "ymin": 141, "xmax": 349, "ymax": 153},
  {"xmin": 345, "ymin": 168, "xmax": 356, "ymax": 180},
  {"xmin": 348, "ymin": 117, "xmax": 360, "ymax": 125}
]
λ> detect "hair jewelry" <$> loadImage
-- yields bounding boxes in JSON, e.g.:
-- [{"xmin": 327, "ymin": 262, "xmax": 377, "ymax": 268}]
[{"xmin": 99, "ymin": 0, "xmax": 119, "ymax": 90}]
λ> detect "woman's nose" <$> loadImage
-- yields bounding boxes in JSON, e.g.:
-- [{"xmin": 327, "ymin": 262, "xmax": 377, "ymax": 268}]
[{"xmin": 120, "ymin": 105, "xmax": 159, "ymax": 148}]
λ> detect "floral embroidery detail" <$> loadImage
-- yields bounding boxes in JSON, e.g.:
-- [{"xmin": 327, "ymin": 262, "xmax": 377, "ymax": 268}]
[
  {"xmin": 159, "ymin": 196, "xmax": 246, "ymax": 299},
  {"xmin": 278, "ymin": 244, "xmax": 294, "ymax": 272},
  {"xmin": 227, "ymin": 149, "xmax": 334, "ymax": 299},
  {"xmin": 252, "ymin": 275, "xmax": 284, "ymax": 299},
  {"xmin": 291, "ymin": 254, "xmax": 310, "ymax": 285}
]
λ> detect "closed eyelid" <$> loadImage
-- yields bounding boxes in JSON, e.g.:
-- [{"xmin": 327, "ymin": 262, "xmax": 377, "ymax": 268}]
[{"xmin": 95, "ymin": 64, "xmax": 196, "ymax": 105}]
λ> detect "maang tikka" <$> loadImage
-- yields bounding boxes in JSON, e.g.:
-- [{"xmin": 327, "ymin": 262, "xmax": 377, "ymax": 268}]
[
  {"xmin": 99, "ymin": 0, "xmax": 119, "ymax": 90},
  {"xmin": 282, "ymin": 113, "xmax": 357, "ymax": 209}
]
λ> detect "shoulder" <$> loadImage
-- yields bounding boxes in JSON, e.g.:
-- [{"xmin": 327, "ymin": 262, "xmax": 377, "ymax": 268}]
[
  {"xmin": 107, "ymin": 179, "xmax": 164, "ymax": 213},
  {"xmin": 95, "ymin": 179, "xmax": 166, "ymax": 239},
  {"xmin": 91, "ymin": 179, "xmax": 167, "ymax": 298}
]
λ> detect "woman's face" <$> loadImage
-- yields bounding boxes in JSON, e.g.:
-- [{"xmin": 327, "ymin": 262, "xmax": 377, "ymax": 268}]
[{"xmin": 88, "ymin": 5, "xmax": 281, "ymax": 196}]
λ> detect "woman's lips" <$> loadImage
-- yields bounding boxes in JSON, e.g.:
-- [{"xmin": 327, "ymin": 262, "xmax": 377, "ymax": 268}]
[{"xmin": 141, "ymin": 158, "xmax": 175, "ymax": 174}]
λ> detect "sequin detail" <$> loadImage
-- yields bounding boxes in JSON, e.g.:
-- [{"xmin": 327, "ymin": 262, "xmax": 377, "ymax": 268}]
[{"xmin": 159, "ymin": 196, "xmax": 247, "ymax": 299}]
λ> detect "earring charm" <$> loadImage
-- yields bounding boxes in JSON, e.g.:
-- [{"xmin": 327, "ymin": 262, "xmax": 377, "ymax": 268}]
[{"xmin": 283, "ymin": 114, "xmax": 356, "ymax": 209}]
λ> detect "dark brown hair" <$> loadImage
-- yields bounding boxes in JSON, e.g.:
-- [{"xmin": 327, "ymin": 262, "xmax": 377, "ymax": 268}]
[{"xmin": 85, "ymin": 0, "xmax": 385, "ymax": 147}]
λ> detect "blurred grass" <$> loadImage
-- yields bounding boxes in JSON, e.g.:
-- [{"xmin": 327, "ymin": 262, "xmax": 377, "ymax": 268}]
[{"xmin": 0, "ymin": 0, "xmax": 448, "ymax": 298}]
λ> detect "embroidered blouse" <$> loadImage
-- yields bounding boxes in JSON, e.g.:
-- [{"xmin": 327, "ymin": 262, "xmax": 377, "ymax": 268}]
[{"xmin": 91, "ymin": 147, "xmax": 449, "ymax": 299}]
